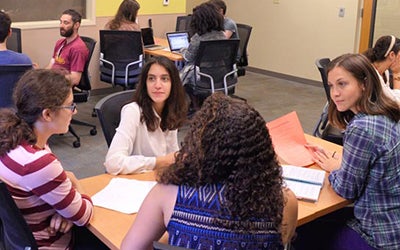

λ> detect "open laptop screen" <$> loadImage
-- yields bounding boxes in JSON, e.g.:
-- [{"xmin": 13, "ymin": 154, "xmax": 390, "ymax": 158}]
[
  {"xmin": 166, "ymin": 32, "xmax": 190, "ymax": 52},
  {"xmin": 141, "ymin": 28, "xmax": 155, "ymax": 46}
]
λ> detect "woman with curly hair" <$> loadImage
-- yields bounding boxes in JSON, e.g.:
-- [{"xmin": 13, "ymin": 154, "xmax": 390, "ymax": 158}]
[
  {"xmin": 121, "ymin": 92, "xmax": 298, "ymax": 250},
  {"xmin": 104, "ymin": 56, "xmax": 188, "ymax": 175},
  {"xmin": 104, "ymin": 0, "xmax": 141, "ymax": 31},
  {"xmin": 180, "ymin": 2, "xmax": 226, "ymax": 87}
]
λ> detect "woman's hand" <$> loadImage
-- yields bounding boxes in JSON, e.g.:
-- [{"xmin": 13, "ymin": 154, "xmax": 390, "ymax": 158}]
[
  {"xmin": 305, "ymin": 143, "xmax": 341, "ymax": 172},
  {"xmin": 47, "ymin": 213, "xmax": 73, "ymax": 235},
  {"xmin": 155, "ymin": 152, "xmax": 176, "ymax": 168}
]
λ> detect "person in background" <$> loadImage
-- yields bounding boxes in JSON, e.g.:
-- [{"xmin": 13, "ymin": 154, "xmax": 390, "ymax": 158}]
[
  {"xmin": 104, "ymin": 0, "xmax": 141, "ymax": 31},
  {"xmin": 363, "ymin": 35, "xmax": 400, "ymax": 104},
  {"xmin": 180, "ymin": 2, "xmax": 226, "ymax": 110},
  {"xmin": 120, "ymin": 92, "xmax": 298, "ymax": 250},
  {"xmin": 104, "ymin": 56, "xmax": 188, "ymax": 175},
  {"xmin": 0, "ymin": 10, "xmax": 32, "ymax": 65},
  {"xmin": 46, "ymin": 9, "xmax": 88, "ymax": 86},
  {"xmin": 0, "ymin": 69, "xmax": 108, "ymax": 249},
  {"xmin": 298, "ymin": 53, "xmax": 400, "ymax": 249},
  {"xmin": 208, "ymin": 0, "xmax": 239, "ymax": 39}
]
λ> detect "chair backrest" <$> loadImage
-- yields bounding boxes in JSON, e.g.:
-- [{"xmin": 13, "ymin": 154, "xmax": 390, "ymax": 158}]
[
  {"xmin": 94, "ymin": 90, "xmax": 136, "ymax": 147},
  {"xmin": 99, "ymin": 30, "xmax": 143, "ymax": 88},
  {"xmin": 175, "ymin": 15, "xmax": 193, "ymax": 38},
  {"xmin": 0, "ymin": 64, "xmax": 32, "ymax": 108},
  {"xmin": 315, "ymin": 58, "xmax": 331, "ymax": 102},
  {"xmin": 0, "ymin": 181, "xmax": 38, "ymax": 250},
  {"xmin": 194, "ymin": 39, "xmax": 240, "ymax": 93},
  {"xmin": 6, "ymin": 28, "xmax": 22, "ymax": 53},
  {"xmin": 236, "ymin": 23, "xmax": 253, "ymax": 67},
  {"xmin": 77, "ymin": 36, "xmax": 97, "ymax": 92}
]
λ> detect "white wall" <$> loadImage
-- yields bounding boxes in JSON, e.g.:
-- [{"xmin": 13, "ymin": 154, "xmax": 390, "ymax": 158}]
[
  {"xmin": 20, "ymin": 0, "xmax": 364, "ymax": 88},
  {"xmin": 225, "ymin": 0, "xmax": 362, "ymax": 81}
]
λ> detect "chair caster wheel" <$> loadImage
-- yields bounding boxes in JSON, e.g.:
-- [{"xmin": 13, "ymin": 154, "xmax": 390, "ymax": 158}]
[
  {"xmin": 73, "ymin": 140, "xmax": 81, "ymax": 148},
  {"xmin": 90, "ymin": 128, "xmax": 97, "ymax": 136}
]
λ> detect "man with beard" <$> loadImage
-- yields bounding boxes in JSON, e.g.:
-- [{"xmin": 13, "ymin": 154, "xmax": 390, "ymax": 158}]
[{"xmin": 47, "ymin": 9, "xmax": 88, "ymax": 86}]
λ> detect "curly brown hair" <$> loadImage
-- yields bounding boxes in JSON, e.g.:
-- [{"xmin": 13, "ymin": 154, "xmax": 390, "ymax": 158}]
[{"xmin": 157, "ymin": 92, "xmax": 284, "ymax": 229}]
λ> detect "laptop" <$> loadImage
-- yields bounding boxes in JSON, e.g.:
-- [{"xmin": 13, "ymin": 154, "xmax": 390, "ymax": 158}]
[
  {"xmin": 166, "ymin": 31, "xmax": 190, "ymax": 55},
  {"xmin": 141, "ymin": 28, "xmax": 164, "ymax": 50}
]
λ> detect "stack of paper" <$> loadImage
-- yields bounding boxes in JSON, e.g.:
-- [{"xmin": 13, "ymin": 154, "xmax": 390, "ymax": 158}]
[
  {"xmin": 282, "ymin": 164, "xmax": 326, "ymax": 202},
  {"xmin": 91, "ymin": 178, "xmax": 157, "ymax": 214}
]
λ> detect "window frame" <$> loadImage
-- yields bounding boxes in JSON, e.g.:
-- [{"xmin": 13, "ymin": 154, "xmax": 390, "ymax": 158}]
[{"xmin": 11, "ymin": 0, "xmax": 95, "ymax": 30}]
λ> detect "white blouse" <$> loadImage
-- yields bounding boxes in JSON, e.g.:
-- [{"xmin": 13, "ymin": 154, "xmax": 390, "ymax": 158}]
[{"xmin": 104, "ymin": 102, "xmax": 179, "ymax": 175}]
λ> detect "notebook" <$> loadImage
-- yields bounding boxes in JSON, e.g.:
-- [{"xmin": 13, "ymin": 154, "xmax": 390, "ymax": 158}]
[
  {"xmin": 166, "ymin": 31, "xmax": 190, "ymax": 54},
  {"xmin": 282, "ymin": 164, "xmax": 326, "ymax": 202},
  {"xmin": 141, "ymin": 28, "xmax": 164, "ymax": 50}
]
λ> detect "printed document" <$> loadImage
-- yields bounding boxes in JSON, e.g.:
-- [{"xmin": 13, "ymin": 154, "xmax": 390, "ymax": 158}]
[{"xmin": 91, "ymin": 178, "xmax": 157, "ymax": 214}]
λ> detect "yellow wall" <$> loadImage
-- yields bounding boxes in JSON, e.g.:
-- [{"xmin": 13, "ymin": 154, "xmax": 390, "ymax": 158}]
[{"xmin": 96, "ymin": 0, "xmax": 186, "ymax": 17}]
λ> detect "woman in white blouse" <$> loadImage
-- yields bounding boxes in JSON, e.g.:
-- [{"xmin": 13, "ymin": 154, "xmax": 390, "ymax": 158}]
[{"xmin": 104, "ymin": 56, "xmax": 188, "ymax": 175}]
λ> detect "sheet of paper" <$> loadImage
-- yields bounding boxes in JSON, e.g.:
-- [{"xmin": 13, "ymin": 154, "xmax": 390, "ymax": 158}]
[
  {"xmin": 282, "ymin": 165, "xmax": 325, "ymax": 186},
  {"xmin": 284, "ymin": 179, "xmax": 321, "ymax": 202},
  {"xmin": 91, "ymin": 178, "xmax": 157, "ymax": 214},
  {"xmin": 266, "ymin": 111, "xmax": 314, "ymax": 166}
]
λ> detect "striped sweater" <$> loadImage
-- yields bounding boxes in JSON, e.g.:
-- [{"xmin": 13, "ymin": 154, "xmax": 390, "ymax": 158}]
[{"xmin": 0, "ymin": 142, "xmax": 93, "ymax": 249}]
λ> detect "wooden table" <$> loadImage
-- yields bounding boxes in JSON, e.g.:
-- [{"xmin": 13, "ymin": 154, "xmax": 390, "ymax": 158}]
[
  {"xmin": 144, "ymin": 38, "xmax": 184, "ymax": 62},
  {"xmin": 80, "ymin": 134, "xmax": 350, "ymax": 249}
]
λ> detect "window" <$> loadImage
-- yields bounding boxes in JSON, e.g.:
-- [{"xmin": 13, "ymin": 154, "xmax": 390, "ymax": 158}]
[{"xmin": 1, "ymin": 0, "xmax": 95, "ymax": 29}]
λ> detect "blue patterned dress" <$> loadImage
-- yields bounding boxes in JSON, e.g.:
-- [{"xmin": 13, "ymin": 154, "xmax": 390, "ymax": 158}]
[{"xmin": 167, "ymin": 184, "xmax": 283, "ymax": 250}]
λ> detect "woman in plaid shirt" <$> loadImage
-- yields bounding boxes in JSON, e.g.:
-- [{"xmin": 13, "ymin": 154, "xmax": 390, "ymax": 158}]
[{"xmin": 295, "ymin": 53, "xmax": 400, "ymax": 249}]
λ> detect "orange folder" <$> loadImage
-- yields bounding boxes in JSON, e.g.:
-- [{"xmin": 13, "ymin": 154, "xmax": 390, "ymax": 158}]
[{"xmin": 266, "ymin": 111, "xmax": 313, "ymax": 167}]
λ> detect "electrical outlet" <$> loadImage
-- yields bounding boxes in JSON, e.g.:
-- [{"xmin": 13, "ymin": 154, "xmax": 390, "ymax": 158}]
[
  {"xmin": 338, "ymin": 7, "xmax": 345, "ymax": 17},
  {"xmin": 163, "ymin": 0, "xmax": 169, "ymax": 6}
]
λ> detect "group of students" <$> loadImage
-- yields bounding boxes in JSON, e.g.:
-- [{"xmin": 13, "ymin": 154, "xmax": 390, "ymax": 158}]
[{"xmin": 1, "ymin": 2, "xmax": 400, "ymax": 250}]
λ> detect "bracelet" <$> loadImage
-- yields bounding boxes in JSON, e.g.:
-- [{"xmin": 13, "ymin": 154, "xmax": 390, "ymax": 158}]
[{"xmin": 332, "ymin": 151, "xmax": 336, "ymax": 158}]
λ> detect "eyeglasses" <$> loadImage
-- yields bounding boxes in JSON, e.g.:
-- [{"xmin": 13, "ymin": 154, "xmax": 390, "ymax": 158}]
[{"xmin": 58, "ymin": 103, "xmax": 77, "ymax": 112}]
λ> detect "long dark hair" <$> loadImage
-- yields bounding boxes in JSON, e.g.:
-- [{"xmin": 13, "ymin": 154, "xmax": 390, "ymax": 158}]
[
  {"xmin": 158, "ymin": 93, "xmax": 284, "ymax": 229},
  {"xmin": 327, "ymin": 53, "xmax": 400, "ymax": 129},
  {"xmin": 107, "ymin": 0, "xmax": 140, "ymax": 30},
  {"xmin": 191, "ymin": 2, "xmax": 224, "ymax": 36},
  {"xmin": 0, "ymin": 69, "xmax": 72, "ymax": 156},
  {"xmin": 134, "ymin": 56, "xmax": 188, "ymax": 132}
]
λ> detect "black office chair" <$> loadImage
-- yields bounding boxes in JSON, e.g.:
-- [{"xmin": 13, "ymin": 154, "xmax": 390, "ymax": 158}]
[
  {"xmin": 99, "ymin": 30, "xmax": 144, "ymax": 90},
  {"xmin": 236, "ymin": 23, "xmax": 253, "ymax": 77},
  {"xmin": 313, "ymin": 58, "xmax": 343, "ymax": 145},
  {"xmin": 188, "ymin": 39, "xmax": 240, "ymax": 109},
  {"xmin": 0, "ymin": 64, "xmax": 32, "ymax": 109},
  {"xmin": 68, "ymin": 36, "xmax": 97, "ymax": 148},
  {"xmin": 153, "ymin": 241, "xmax": 192, "ymax": 250},
  {"xmin": 0, "ymin": 181, "xmax": 38, "ymax": 250},
  {"xmin": 6, "ymin": 27, "xmax": 22, "ymax": 53},
  {"xmin": 175, "ymin": 15, "xmax": 194, "ymax": 38},
  {"xmin": 94, "ymin": 90, "xmax": 135, "ymax": 147}
]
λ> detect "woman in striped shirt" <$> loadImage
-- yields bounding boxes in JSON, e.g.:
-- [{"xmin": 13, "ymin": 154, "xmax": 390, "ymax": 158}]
[{"xmin": 0, "ymin": 69, "xmax": 107, "ymax": 249}]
